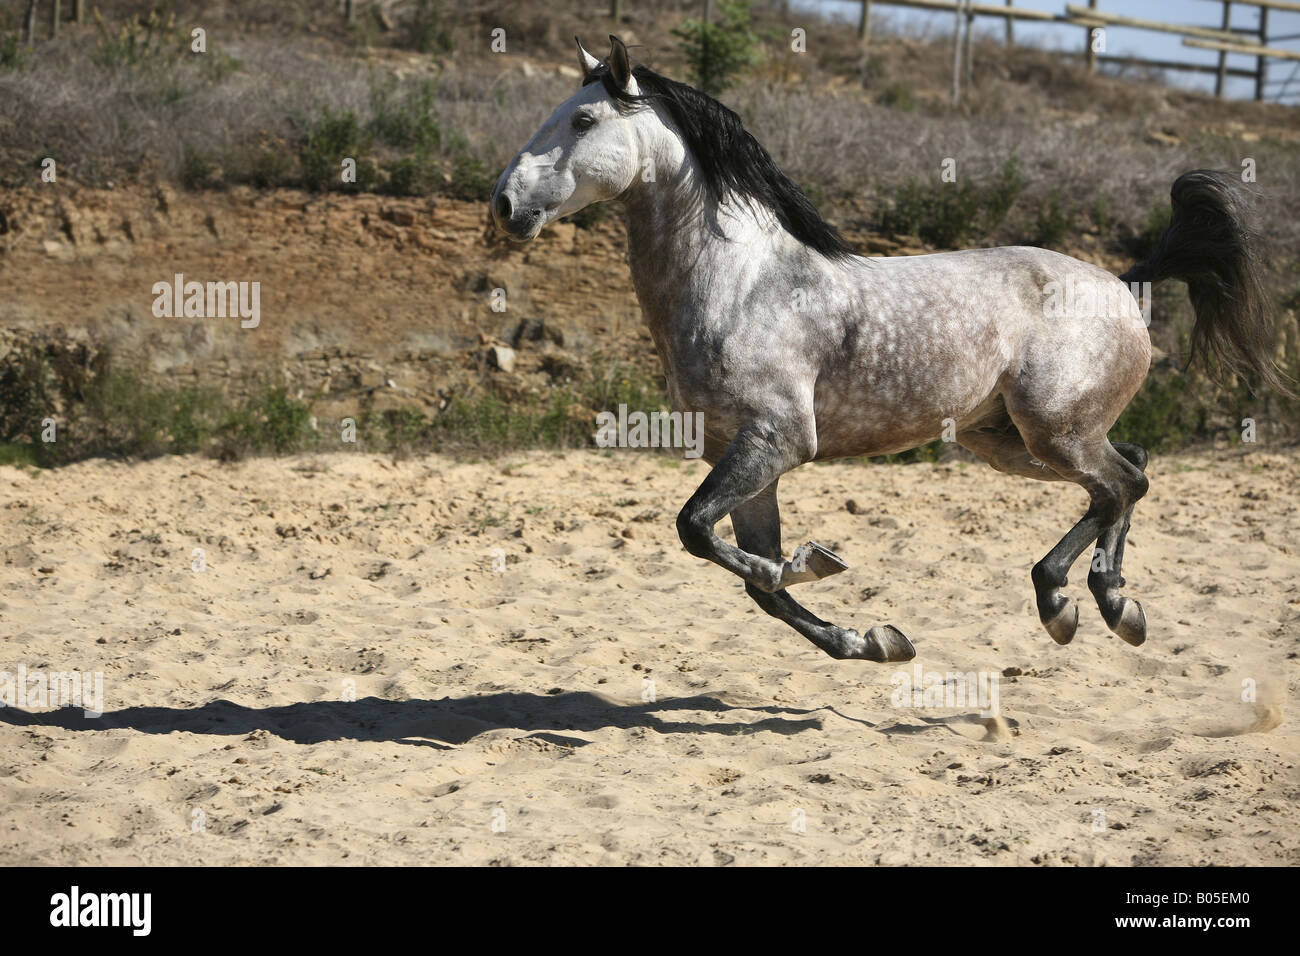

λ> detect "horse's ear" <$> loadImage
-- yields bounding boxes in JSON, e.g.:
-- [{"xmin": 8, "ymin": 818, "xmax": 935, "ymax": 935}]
[
  {"xmin": 607, "ymin": 34, "xmax": 638, "ymax": 94},
  {"xmin": 575, "ymin": 35, "xmax": 601, "ymax": 82}
]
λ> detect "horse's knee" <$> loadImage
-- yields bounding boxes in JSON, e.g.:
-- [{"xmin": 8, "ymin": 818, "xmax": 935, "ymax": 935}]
[{"xmin": 676, "ymin": 506, "xmax": 713, "ymax": 559}]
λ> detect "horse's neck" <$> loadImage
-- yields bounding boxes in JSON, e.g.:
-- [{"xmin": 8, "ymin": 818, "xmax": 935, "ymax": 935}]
[{"xmin": 621, "ymin": 175, "xmax": 790, "ymax": 342}]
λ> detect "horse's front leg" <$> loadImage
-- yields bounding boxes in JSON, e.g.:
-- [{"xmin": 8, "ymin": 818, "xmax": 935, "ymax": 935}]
[
  {"xmin": 730, "ymin": 480, "xmax": 916, "ymax": 662},
  {"xmin": 675, "ymin": 424, "xmax": 842, "ymax": 593}
]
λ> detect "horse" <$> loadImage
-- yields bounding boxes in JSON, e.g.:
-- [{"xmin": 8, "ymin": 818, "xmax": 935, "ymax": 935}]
[{"xmin": 490, "ymin": 35, "xmax": 1287, "ymax": 663}]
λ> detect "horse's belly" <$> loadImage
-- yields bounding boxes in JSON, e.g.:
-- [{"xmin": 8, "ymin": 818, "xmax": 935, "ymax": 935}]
[{"xmin": 811, "ymin": 369, "xmax": 1000, "ymax": 460}]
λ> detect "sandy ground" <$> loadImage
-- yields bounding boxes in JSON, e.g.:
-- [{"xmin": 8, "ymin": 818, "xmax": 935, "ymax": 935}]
[{"xmin": 0, "ymin": 446, "xmax": 1296, "ymax": 866}]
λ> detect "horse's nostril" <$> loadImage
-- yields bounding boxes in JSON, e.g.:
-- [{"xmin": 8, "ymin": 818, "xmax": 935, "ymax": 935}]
[{"xmin": 495, "ymin": 193, "xmax": 512, "ymax": 222}]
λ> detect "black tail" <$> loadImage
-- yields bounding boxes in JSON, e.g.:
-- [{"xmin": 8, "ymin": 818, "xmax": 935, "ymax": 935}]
[{"xmin": 1121, "ymin": 170, "xmax": 1293, "ymax": 397}]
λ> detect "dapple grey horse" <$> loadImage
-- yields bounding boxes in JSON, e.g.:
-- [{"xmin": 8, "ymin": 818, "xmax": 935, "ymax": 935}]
[{"xmin": 491, "ymin": 36, "xmax": 1287, "ymax": 663}]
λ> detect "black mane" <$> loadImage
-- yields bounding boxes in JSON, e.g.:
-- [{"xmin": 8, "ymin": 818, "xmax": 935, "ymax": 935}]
[{"xmin": 584, "ymin": 64, "xmax": 854, "ymax": 260}]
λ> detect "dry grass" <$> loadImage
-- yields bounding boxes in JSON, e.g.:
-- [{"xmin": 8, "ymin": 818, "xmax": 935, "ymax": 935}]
[{"xmin": 0, "ymin": 0, "xmax": 1296, "ymax": 439}]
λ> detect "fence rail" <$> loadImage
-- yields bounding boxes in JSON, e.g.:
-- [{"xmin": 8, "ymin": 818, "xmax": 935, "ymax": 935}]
[
  {"xmin": 13, "ymin": 2, "xmax": 1298, "ymax": 105},
  {"xmin": 846, "ymin": 0, "xmax": 1298, "ymax": 103}
]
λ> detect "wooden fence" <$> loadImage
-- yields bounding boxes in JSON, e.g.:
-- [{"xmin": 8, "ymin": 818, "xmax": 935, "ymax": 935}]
[
  {"xmin": 14, "ymin": 1, "xmax": 1299, "ymax": 104},
  {"xmin": 844, "ymin": 0, "xmax": 1300, "ymax": 103}
]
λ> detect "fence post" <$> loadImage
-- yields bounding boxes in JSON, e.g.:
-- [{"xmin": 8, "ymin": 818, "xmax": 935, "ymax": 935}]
[
  {"xmin": 1005, "ymin": 0, "xmax": 1013, "ymax": 46},
  {"xmin": 859, "ymin": 0, "xmax": 872, "ymax": 85},
  {"xmin": 345, "ymin": 1, "xmax": 355, "ymax": 25},
  {"xmin": 1085, "ymin": 0, "xmax": 1098, "ymax": 72},
  {"xmin": 951, "ymin": 0, "xmax": 963, "ymax": 105},
  {"xmin": 610, "ymin": 0, "xmax": 623, "ymax": 21},
  {"xmin": 1256, "ymin": 6, "xmax": 1268, "ymax": 101},
  {"xmin": 74, "ymin": 0, "xmax": 84, "ymax": 25},
  {"xmin": 50, "ymin": 0, "xmax": 61, "ymax": 38},
  {"xmin": 964, "ymin": 5, "xmax": 974, "ymax": 87},
  {"xmin": 1216, "ymin": 1, "xmax": 1231, "ymax": 97},
  {"xmin": 23, "ymin": 0, "xmax": 37, "ymax": 44}
]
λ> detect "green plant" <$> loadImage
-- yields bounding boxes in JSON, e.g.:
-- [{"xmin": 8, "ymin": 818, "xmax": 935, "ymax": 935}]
[
  {"xmin": 1091, "ymin": 195, "xmax": 1111, "ymax": 234},
  {"xmin": 368, "ymin": 77, "xmax": 442, "ymax": 151},
  {"xmin": 235, "ymin": 146, "xmax": 293, "ymax": 189},
  {"xmin": 563, "ymin": 204, "xmax": 609, "ymax": 230},
  {"xmin": 879, "ymin": 159, "xmax": 1024, "ymax": 247},
  {"xmin": 446, "ymin": 151, "xmax": 494, "ymax": 201},
  {"xmin": 877, "ymin": 82, "xmax": 915, "ymax": 112},
  {"xmin": 407, "ymin": 0, "xmax": 454, "ymax": 54},
  {"xmin": 180, "ymin": 143, "xmax": 219, "ymax": 190},
  {"xmin": 384, "ymin": 153, "xmax": 437, "ymax": 196},
  {"xmin": 1110, "ymin": 370, "xmax": 1203, "ymax": 452},
  {"xmin": 882, "ymin": 179, "xmax": 982, "ymax": 247},
  {"xmin": 0, "ymin": 32, "xmax": 27, "ymax": 71},
  {"xmin": 92, "ymin": 8, "xmax": 187, "ymax": 70},
  {"xmin": 868, "ymin": 440, "xmax": 946, "ymax": 465},
  {"xmin": 216, "ymin": 386, "xmax": 314, "ymax": 458},
  {"xmin": 300, "ymin": 107, "xmax": 374, "ymax": 192},
  {"xmin": 982, "ymin": 156, "xmax": 1024, "ymax": 229},
  {"xmin": 1125, "ymin": 200, "xmax": 1172, "ymax": 261},
  {"xmin": 672, "ymin": 0, "xmax": 760, "ymax": 96},
  {"xmin": 1032, "ymin": 188, "xmax": 1073, "ymax": 249}
]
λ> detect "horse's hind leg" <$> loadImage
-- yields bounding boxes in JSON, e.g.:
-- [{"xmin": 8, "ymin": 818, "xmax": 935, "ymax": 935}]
[
  {"xmin": 1017, "ymin": 434, "xmax": 1149, "ymax": 646},
  {"xmin": 728, "ymin": 480, "xmax": 915, "ymax": 662},
  {"xmin": 1086, "ymin": 441, "xmax": 1150, "ymax": 645},
  {"xmin": 959, "ymin": 413, "xmax": 1150, "ymax": 644}
]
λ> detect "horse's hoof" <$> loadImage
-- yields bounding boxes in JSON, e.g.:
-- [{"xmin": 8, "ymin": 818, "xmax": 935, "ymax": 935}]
[
  {"xmin": 825, "ymin": 625, "xmax": 914, "ymax": 662},
  {"xmin": 781, "ymin": 541, "xmax": 849, "ymax": 587},
  {"xmin": 864, "ymin": 625, "xmax": 916, "ymax": 662},
  {"xmin": 1043, "ymin": 600, "xmax": 1079, "ymax": 645},
  {"xmin": 1112, "ymin": 598, "xmax": 1146, "ymax": 646}
]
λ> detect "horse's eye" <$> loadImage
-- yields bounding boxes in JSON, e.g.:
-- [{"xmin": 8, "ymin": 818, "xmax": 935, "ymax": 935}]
[{"xmin": 572, "ymin": 113, "xmax": 596, "ymax": 133}]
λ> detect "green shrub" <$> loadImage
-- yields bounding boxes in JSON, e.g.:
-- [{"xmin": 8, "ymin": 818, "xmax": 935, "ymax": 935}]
[
  {"xmin": 407, "ymin": 0, "xmax": 454, "ymax": 54},
  {"xmin": 1091, "ymin": 195, "xmax": 1111, "ymax": 233},
  {"xmin": 877, "ymin": 82, "xmax": 915, "ymax": 112},
  {"xmin": 563, "ymin": 204, "xmax": 609, "ymax": 230},
  {"xmin": 879, "ymin": 158, "xmax": 1023, "ymax": 247},
  {"xmin": 300, "ymin": 107, "xmax": 375, "ymax": 192},
  {"xmin": 384, "ymin": 153, "xmax": 437, "ymax": 196},
  {"xmin": 0, "ymin": 32, "xmax": 27, "ymax": 71},
  {"xmin": 983, "ymin": 156, "xmax": 1024, "ymax": 229},
  {"xmin": 92, "ymin": 8, "xmax": 187, "ymax": 70},
  {"xmin": 868, "ymin": 440, "xmax": 946, "ymax": 465},
  {"xmin": 1110, "ymin": 371, "xmax": 1205, "ymax": 452},
  {"xmin": 234, "ymin": 146, "xmax": 293, "ymax": 189},
  {"xmin": 180, "ymin": 143, "xmax": 219, "ymax": 190},
  {"xmin": 219, "ymin": 386, "xmax": 314, "ymax": 455},
  {"xmin": 447, "ymin": 151, "xmax": 494, "ymax": 201},
  {"xmin": 1125, "ymin": 200, "xmax": 1172, "ymax": 261},
  {"xmin": 1032, "ymin": 188, "xmax": 1073, "ymax": 249},
  {"xmin": 882, "ymin": 179, "xmax": 982, "ymax": 247},
  {"xmin": 368, "ymin": 77, "xmax": 442, "ymax": 151},
  {"xmin": 672, "ymin": 0, "xmax": 760, "ymax": 96}
]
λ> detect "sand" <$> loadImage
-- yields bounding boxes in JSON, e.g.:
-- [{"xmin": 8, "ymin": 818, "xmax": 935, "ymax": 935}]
[{"xmin": 0, "ymin": 446, "xmax": 1296, "ymax": 865}]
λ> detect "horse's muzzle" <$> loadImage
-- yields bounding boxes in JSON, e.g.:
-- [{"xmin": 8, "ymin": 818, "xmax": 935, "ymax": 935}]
[{"xmin": 491, "ymin": 189, "xmax": 543, "ymax": 241}]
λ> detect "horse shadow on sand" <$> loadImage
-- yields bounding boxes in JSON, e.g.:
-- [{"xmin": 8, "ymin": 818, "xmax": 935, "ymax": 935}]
[{"xmin": 0, "ymin": 691, "xmax": 848, "ymax": 749}]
